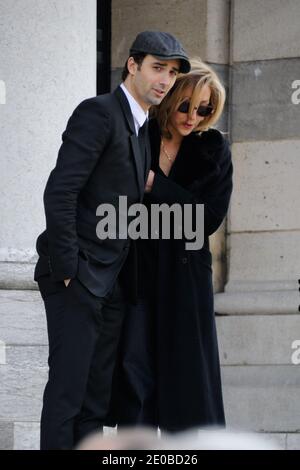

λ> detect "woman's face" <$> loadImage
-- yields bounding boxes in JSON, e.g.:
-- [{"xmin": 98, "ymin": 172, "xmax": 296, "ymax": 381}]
[{"xmin": 168, "ymin": 83, "xmax": 212, "ymax": 139}]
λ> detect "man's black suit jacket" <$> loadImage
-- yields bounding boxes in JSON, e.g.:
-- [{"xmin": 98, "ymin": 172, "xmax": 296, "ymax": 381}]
[{"xmin": 34, "ymin": 86, "xmax": 150, "ymax": 301}]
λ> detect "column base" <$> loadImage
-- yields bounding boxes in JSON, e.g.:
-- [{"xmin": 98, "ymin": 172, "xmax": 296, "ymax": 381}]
[{"xmin": 0, "ymin": 262, "xmax": 37, "ymax": 290}]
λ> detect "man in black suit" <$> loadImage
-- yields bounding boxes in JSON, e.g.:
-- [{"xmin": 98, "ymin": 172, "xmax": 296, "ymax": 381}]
[{"xmin": 34, "ymin": 31, "xmax": 190, "ymax": 450}]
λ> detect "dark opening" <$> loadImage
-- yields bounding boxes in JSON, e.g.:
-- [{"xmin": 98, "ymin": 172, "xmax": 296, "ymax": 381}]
[{"xmin": 97, "ymin": 0, "xmax": 111, "ymax": 94}]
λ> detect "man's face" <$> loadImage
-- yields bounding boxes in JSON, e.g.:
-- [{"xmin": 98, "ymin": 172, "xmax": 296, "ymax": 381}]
[{"xmin": 127, "ymin": 55, "xmax": 180, "ymax": 110}]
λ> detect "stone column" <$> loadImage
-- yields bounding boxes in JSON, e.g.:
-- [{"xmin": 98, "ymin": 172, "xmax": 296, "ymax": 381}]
[
  {"xmin": 215, "ymin": 0, "xmax": 300, "ymax": 314},
  {"xmin": 0, "ymin": 0, "xmax": 96, "ymax": 289},
  {"xmin": 215, "ymin": 0, "xmax": 300, "ymax": 443}
]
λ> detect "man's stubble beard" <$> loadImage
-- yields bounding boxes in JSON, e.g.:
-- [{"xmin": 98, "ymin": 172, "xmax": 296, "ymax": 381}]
[{"xmin": 144, "ymin": 92, "xmax": 165, "ymax": 107}]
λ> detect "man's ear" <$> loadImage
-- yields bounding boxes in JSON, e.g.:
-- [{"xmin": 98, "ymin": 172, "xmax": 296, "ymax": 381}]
[{"xmin": 127, "ymin": 57, "xmax": 138, "ymax": 76}]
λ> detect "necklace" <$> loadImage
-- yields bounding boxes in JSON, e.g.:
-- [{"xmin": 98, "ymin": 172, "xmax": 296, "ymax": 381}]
[{"xmin": 161, "ymin": 140, "xmax": 175, "ymax": 162}]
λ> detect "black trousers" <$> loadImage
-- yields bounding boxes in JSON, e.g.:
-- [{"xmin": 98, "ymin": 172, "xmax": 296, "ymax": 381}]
[
  {"xmin": 37, "ymin": 273, "xmax": 125, "ymax": 450},
  {"xmin": 111, "ymin": 297, "xmax": 158, "ymax": 428}
]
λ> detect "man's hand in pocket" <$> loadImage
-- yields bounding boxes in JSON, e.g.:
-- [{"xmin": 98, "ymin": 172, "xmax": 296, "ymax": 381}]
[{"xmin": 64, "ymin": 278, "xmax": 71, "ymax": 287}]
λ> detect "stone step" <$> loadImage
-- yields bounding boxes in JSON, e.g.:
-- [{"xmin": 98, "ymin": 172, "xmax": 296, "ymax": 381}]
[
  {"xmin": 0, "ymin": 421, "xmax": 117, "ymax": 450},
  {"xmin": 222, "ymin": 365, "xmax": 300, "ymax": 432},
  {"xmin": 216, "ymin": 314, "xmax": 300, "ymax": 365},
  {"xmin": 1, "ymin": 359, "xmax": 300, "ymax": 447},
  {"xmin": 1, "ymin": 346, "xmax": 300, "ymax": 432},
  {"xmin": 215, "ymin": 288, "xmax": 299, "ymax": 315},
  {"xmin": 0, "ymin": 289, "xmax": 47, "ymax": 346},
  {"xmin": 11, "ymin": 422, "xmax": 39, "ymax": 450},
  {"xmin": 1, "ymin": 419, "xmax": 300, "ymax": 450},
  {"xmin": 0, "ymin": 345, "xmax": 47, "ymax": 422},
  {"xmin": 1, "ymin": 289, "xmax": 299, "ymax": 367},
  {"xmin": 1, "ymin": 290, "xmax": 300, "ymax": 449},
  {"xmin": 0, "ymin": 421, "xmax": 14, "ymax": 450}
]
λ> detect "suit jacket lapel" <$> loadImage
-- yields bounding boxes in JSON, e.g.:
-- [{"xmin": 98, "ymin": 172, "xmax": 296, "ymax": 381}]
[
  {"xmin": 114, "ymin": 86, "xmax": 145, "ymax": 200},
  {"xmin": 143, "ymin": 119, "xmax": 152, "ymax": 179},
  {"xmin": 145, "ymin": 134, "xmax": 152, "ymax": 179}
]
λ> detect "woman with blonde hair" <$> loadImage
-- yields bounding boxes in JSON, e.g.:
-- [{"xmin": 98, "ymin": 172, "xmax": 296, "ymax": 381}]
[{"xmin": 108, "ymin": 58, "xmax": 233, "ymax": 433}]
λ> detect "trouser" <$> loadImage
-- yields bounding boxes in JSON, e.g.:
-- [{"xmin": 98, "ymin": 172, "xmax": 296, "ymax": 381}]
[
  {"xmin": 111, "ymin": 297, "xmax": 158, "ymax": 428},
  {"xmin": 37, "ymin": 273, "xmax": 125, "ymax": 450}
]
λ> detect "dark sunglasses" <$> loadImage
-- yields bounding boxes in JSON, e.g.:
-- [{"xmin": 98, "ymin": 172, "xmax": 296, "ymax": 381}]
[{"xmin": 177, "ymin": 100, "xmax": 213, "ymax": 117}]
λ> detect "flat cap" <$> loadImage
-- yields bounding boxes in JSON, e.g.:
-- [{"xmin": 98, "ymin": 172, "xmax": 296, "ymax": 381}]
[{"xmin": 129, "ymin": 30, "xmax": 191, "ymax": 73}]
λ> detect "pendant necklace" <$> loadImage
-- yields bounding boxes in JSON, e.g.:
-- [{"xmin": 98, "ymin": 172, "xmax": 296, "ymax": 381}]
[{"xmin": 161, "ymin": 140, "xmax": 176, "ymax": 162}]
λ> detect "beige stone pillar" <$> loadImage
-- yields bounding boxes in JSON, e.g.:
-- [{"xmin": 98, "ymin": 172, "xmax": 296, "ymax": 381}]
[
  {"xmin": 215, "ymin": 0, "xmax": 300, "ymax": 314},
  {"xmin": 215, "ymin": 0, "xmax": 300, "ymax": 442},
  {"xmin": 0, "ymin": 0, "xmax": 96, "ymax": 289}
]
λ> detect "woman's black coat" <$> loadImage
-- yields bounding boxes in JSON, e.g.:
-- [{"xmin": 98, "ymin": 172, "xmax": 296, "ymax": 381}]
[{"xmin": 107, "ymin": 118, "xmax": 233, "ymax": 431}]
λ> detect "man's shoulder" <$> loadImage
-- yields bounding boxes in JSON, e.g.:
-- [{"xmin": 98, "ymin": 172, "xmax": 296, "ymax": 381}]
[
  {"xmin": 66, "ymin": 92, "xmax": 120, "ymax": 128},
  {"xmin": 76, "ymin": 92, "xmax": 116, "ymax": 111},
  {"xmin": 68, "ymin": 87, "xmax": 130, "ymax": 130}
]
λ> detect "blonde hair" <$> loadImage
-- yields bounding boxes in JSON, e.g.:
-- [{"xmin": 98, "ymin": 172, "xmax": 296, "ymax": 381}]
[{"xmin": 153, "ymin": 58, "xmax": 226, "ymax": 138}]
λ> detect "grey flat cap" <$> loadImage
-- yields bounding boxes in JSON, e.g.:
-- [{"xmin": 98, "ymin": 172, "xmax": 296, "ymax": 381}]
[{"xmin": 129, "ymin": 30, "xmax": 191, "ymax": 73}]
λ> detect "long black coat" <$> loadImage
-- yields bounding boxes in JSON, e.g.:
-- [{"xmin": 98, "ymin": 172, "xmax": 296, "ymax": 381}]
[{"xmin": 107, "ymin": 118, "xmax": 233, "ymax": 431}]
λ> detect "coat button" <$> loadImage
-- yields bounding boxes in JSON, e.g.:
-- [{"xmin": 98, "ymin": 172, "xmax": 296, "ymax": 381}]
[{"xmin": 182, "ymin": 257, "xmax": 188, "ymax": 264}]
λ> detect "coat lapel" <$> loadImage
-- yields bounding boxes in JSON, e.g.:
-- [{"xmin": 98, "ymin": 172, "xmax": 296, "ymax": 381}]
[
  {"xmin": 172, "ymin": 134, "xmax": 221, "ymax": 186},
  {"xmin": 114, "ymin": 86, "xmax": 145, "ymax": 200}
]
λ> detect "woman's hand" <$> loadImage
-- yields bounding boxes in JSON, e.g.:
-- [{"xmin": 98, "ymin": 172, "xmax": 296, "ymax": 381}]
[{"xmin": 145, "ymin": 170, "xmax": 155, "ymax": 193}]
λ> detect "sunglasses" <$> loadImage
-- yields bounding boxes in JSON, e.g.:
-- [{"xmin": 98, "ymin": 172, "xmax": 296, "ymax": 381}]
[{"xmin": 177, "ymin": 100, "xmax": 213, "ymax": 117}]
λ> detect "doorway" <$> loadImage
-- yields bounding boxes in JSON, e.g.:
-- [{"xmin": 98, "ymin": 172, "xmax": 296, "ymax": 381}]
[{"xmin": 97, "ymin": 0, "xmax": 111, "ymax": 94}]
